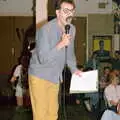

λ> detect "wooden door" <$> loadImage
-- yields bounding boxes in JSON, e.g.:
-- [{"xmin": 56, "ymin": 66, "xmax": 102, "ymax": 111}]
[
  {"xmin": 0, "ymin": 17, "xmax": 33, "ymax": 73},
  {"xmin": 13, "ymin": 17, "xmax": 33, "ymax": 64},
  {"xmin": 0, "ymin": 17, "xmax": 13, "ymax": 73},
  {"xmin": 72, "ymin": 17, "xmax": 87, "ymax": 66}
]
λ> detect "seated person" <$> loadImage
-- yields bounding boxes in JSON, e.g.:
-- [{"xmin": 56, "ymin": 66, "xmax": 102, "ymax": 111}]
[
  {"xmin": 99, "ymin": 66, "xmax": 111, "ymax": 91},
  {"xmin": 112, "ymin": 69, "xmax": 120, "ymax": 84},
  {"xmin": 98, "ymin": 67, "xmax": 111, "ymax": 111},
  {"xmin": 101, "ymin": 109, "xmax": 120, "ymax": 120},
  {"xmin": 100, "ymin": 74, "xmax": 120, "ymax": 120},
  {"xmin": 93, "ymin": 40, "xmax": 110, "ymax": 61},
  {"xmin": 84, "ymin": 53, "xmax": 100, "ymax": 70},
  {"xmin": 104, "ymin": 73, "xmax": 120, "ymax": 110},
  {"xmin": 111, "ymin": 51, "xmax": 120, "ymax": 70},
  {"xmin": 83, "ymin": 67, "xmax": 99, "ymax": 112}
]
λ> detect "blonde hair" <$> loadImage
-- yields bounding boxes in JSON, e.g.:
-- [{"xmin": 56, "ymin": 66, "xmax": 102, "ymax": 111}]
[{"xmin": 109, "ymin": 73, "xmax": 118, "ymax": 84}]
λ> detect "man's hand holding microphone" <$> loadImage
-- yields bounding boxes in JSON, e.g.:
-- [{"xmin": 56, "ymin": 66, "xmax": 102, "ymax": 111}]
[{"xmin": 56, "ymin": 24, "xmax": 71, "ymax": 50}]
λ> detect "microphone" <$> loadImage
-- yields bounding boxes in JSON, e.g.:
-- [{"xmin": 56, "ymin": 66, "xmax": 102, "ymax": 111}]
[
  {"xmin": 65, "ymin": 24, "xmax": 70, "ymax": 34},
  {"xmin": 65, "ymin": 24, "xmax": 70, "ymax": 49}
]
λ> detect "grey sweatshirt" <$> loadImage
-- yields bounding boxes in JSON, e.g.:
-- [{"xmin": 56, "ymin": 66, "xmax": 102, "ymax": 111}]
[{"xmin": 28, "ymin": 18, "xmax": 77, "ymax": 83}]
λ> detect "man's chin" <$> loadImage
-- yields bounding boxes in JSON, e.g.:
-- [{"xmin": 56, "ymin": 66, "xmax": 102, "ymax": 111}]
[{"xmin": 66, "ymin": 16, "xmax": 73, "ymax": 24}]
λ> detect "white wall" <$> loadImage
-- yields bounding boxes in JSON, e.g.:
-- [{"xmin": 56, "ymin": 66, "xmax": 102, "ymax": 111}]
[
  {"xmin": 0, "ymin": 0, "xmax": 33, "ymax": 16},
  {"xmin": 36, "ymin": 0, "xmax": 48, "ymax": 24},
  {"xmin": 74, "ymin": 0, "xmax": 112, "ymax": 15},
  {"xmin": 88, "ymin": 14, "xmax": 114, "ymax": 56},
  {"xmin": 0, "ymin": 0, "xmax": 113, "ymax": 16}
]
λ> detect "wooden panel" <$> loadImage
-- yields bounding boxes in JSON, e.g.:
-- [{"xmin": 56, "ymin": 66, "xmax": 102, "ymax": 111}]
[
  {"xmin": 48, "ymin": 0, "xmax": 56, "ymax": 16},
  {"xmin": 72, "ymin": 17, "xmax": 87, "ymax": 65},
  {"xmin": 13, "ymin": 17, "xmax": 33, "ymax": 64},
  {"xmin": 0, "ymin": 17, "xmax": 33, "ymax": 73},
  {"xmin": 0, "ymin": 17, "xmax": 13, "ymax": 73}
]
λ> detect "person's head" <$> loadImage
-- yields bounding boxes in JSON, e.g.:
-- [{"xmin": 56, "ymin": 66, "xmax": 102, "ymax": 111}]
[
  {"xmin": 92, "ymin": 52, "xmax": 97, "ymax": 59},
  {"xmin": 99, "ymin": 40, "xmax": 104, "ymax": 50},
  {"xmin": 103, "ymin": 66, "xmax": 111, "ymax": 75},
  {"xmin": 112, "ymin": 69, "xmax": 120, "ymax": 76},
  {"xmin": 114, "ymin": 50, "xmax": 120, "ymax": 59},
  {"xmin": 55, "ymin": 0, "xmax": 75, "ymax": 27},
  {"xmin": 77, "ymin": 65, "xmax": 84, "ymax": 71},
  {"xmin": 109, "ymin": 73, "xmax": 119, "ymax": 86}
]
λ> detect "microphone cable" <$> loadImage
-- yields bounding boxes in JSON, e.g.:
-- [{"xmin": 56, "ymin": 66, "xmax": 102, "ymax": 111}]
[
  {"xmin": 62, "ymin": 46, "xmax": 68, "ymax": 120},
  {"xmin": 61, "ymin": 24, "xmax": 70, "ymax": 120},
  {"xmin": 58, "ymin": 48, "xmax": 68, "ymax": 120}
]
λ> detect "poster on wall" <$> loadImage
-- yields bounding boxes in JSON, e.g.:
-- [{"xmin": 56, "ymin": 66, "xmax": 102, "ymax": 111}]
[
  {"xmin": 92, "ymin": 35, "xmax": 112, "ymax": 61},
  {"xmin": 93, "ymin": 35, "xmax": 112, "ymax": 52}
]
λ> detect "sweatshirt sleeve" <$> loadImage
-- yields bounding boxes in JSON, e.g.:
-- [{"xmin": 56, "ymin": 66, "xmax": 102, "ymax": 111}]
[{"xmin": 36, "ymin": 27, "xmax": 60, "ymax": 64}]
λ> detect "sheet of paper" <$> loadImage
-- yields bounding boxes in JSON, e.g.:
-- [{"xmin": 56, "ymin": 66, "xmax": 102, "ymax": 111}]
[{"xmin": 70, "ymin": 70, "xmax": 98, "ymax": 93}]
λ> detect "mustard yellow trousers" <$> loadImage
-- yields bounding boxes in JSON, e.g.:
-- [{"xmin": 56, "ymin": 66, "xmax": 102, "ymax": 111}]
[{"xmin": 28, "ymin": 75, "xmax": 59, "ymax": 120}]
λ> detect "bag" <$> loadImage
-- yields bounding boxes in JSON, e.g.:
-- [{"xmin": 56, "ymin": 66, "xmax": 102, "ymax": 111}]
[
  {"xmin": 20, "ymin": 69, "xmax": 28, "ymax": 89},
  {"xmin": 11, "ymin": 77, "xmax": 19, "ymax": 90}
]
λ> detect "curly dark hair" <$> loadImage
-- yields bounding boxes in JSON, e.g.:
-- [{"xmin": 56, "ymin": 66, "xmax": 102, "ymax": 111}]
[{"xmin": 55, "ymin": 0, "xmax": 75, "ymax": 10}]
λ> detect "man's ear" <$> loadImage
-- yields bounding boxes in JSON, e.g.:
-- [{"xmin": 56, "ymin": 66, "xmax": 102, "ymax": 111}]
[{"xmin": 56, "ymin": 10, "xmax": 59, "ymax": 16}]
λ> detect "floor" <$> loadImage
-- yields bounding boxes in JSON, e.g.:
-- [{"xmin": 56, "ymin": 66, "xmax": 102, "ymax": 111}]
[{"xmin": 0, "ymin": 96, "xmax": 104, "ymax": 120}]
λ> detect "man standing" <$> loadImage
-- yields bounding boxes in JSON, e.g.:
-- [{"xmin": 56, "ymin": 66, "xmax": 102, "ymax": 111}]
[{"xmin": 28, "ymin": 0, "xmax": 81, "ymax": 120}]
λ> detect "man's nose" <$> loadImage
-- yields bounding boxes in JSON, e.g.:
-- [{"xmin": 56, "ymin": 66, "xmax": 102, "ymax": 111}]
[{"xmin": 68, "ymin": 11, "xmax": 74, "ymax": 16}]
